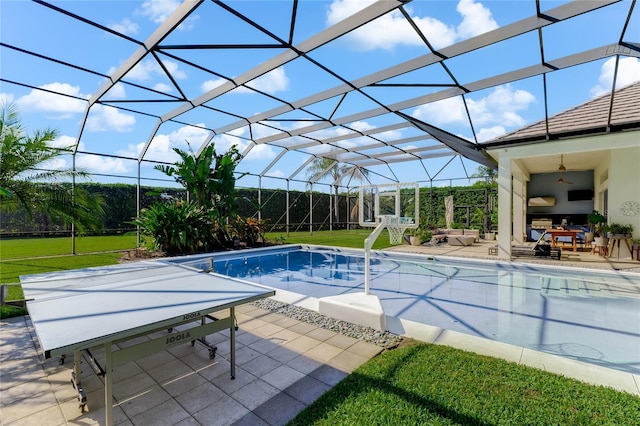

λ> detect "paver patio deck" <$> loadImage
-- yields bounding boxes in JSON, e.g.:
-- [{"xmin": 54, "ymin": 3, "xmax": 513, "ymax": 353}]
[{"xmin": 0, "ymin": 304, "xmax": 383, "ymax": 425}]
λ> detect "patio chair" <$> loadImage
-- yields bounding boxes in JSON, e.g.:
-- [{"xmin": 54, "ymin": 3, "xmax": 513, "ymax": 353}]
[{"xmin": 512, "ymin": 232, "xmax": 562, "ymax": 260}]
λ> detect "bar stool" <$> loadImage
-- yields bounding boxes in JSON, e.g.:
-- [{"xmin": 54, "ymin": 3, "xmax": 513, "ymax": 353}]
[{"xmin": 591, "ymin": 239, "xmax": 608, "ymax": 257}]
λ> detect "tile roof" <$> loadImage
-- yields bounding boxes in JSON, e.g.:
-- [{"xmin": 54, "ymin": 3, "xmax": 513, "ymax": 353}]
[{"xmin": 489, "ymin": 81, "xmax": 640, "ymax": 144}]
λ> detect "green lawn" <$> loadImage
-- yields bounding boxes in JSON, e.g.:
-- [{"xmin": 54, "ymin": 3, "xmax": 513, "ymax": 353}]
[
  {"xmin": 265, "ymin": 228, "xmax": 393, "ymax": 250},
  {"xmin": 0, "ymin": 234, "xmax": 139, "ymax": 259},
  {"xmin": 289, "ymin": 341, "xmax": 640, "ymax": 425}
]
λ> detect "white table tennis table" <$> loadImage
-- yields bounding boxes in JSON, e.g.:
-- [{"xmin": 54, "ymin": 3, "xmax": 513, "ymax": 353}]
[{"xmin": 21, "ymin": 260, "xmax": 275, "ymax": 425}]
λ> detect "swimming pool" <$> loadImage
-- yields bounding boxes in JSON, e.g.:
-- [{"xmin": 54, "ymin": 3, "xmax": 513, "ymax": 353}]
[{"xmin": 170, "ymin": 245, "xmax": 640, "ymax": 374}]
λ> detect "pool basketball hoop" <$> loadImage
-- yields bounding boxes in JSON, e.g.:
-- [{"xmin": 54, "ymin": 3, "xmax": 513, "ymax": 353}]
[
  {"xmin": 380, "ymin": 216, "xmax": 412, "ymax": 245},
  {"xmin": 359, "ymin": 182, "xmax": 419, "ymax": 245}
]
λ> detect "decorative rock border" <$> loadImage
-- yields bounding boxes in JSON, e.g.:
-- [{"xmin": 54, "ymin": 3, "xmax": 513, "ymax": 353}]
[{"xmin": 252, "ymin": 298, "xmax": 403, "ymax": 349}]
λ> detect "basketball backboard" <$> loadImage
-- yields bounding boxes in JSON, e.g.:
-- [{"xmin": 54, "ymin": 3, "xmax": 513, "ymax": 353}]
[{"xmin": 358, "ymin": 182, "xmax": 419, "ymax": 228}]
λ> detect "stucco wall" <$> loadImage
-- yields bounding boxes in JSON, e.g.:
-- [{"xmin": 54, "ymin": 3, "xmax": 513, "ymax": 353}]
[{"xmin": 606, "ymin": 146, "xmax": 640, "ymax": 258}]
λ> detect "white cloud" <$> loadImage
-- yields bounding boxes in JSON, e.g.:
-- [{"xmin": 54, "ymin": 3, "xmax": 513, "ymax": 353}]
[
  {"xmin": 467, "ymin": 85, "xmax": 534, "ymax": 127},
  {"xmin": 476, "ymin": 126, "xmax": 505, "ymax": 142},
  {"xmin": 208, "ymin": 68, "xmax": 290, "ymax": 95},
  {"xmin": 68, "ymin": 139, "xmax": 130, "ymax": 173},
  {"xmin": 119, "ymin": 124, "xmax": 209, "ymax": 161},
  {"xmin": 102, "ymin": 83, "xmax": 127, "ymax": 100},
  {"xmin": 201, "ymin": 78, "xmax": 226, "ymax": 93},
  {"xmin": 590, "ymin": 57, "xmax": 640, "ymax": 98},
  {"xmin": 76, "ymin": 153, "xmax": 129, "ymax": 174},
  {"xmin": 39, "ymin": 157, "xmax": 67, "ymax": 172},
  {"xmin": 50, "ymin": 134, "xmax": 76, "ymax": 150},
  {"xmin": 327, "ymin": 0, "xmax": 497, "ymax": 51},
  {"xmin": 347, "ymin": 120, "xmax": 375, "ymax": 132},
  {"xmin": 305, "ymin": 144, "xmax": 335, "ymax": 155},
  {"xmin": 138, "ymin": 0, "xmax": 198, "ymax": 31},
  {"xmin": 265, "ymin": 169, "xmax": 285, "ymax": 178},
  {"xmin": 123, "ymin": 59, "xmax": 186, "ymax": 82},
  {"xmin": 243, "ymin": 143, "xmax": 277, "ymax": 161},
  {"xmin": 413, "ymin": 16, "xmax": 457, "ymax": 50},
  {"xmin": 327, "ymin": 0, "xmax": 375, "ymax": 23},
  {"xmin": 246, "ymin": 67, "xmax": 289, "ymax": 94},
  {"xmin": 456, "ymin": 0, "xmax": 498, "ymax": 39},
  {"xmin": 162, "ymin": 60, "xmax": 187, "ymax": 80},
  {"xmin": 85, "ymin": 105, "xmax": 136, "ymax": 132},
  {"xmin": 412, "ymin": 84, "xmax": 534, "ymax": 129},
  {"xmin": 109, "ymin": 18, "xmax": 138, "ymax": 36},
  {"xmin": 139, "ymin": 0, "xmax": 181, "ymax": 24},
  {"xmin": 214, "ymin": 129, "xmax": 278, "ymax": 161},
  {"xmin": 15, "ymin": 83, "xmax": 87, "ymax": 117},
  {"xmin": 328, "ymin": 1, "xmax": 424, "ymax": 51},
  {"xmin": 0, "ymin": 93, "xmax": 15, "ymax": 104},
  {"xmin": 412, "ymin": 96, "xmax": 466, "ymax": 125},
  {"xmin": 153, "ymin": 83, "xmax": 173, "ymax": 93}
]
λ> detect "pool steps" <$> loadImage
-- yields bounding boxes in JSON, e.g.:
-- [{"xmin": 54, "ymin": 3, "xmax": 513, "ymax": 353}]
[{"xmin": 318, "ymin": 292, "xmax": 387, "ymax": 331}]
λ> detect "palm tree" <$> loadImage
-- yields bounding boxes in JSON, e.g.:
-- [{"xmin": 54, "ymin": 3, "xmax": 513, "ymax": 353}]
[
  {"xmin": 0, "ymin": 102, "xmax": 104, "ymax": 231},
  {"xmin": 306, "ymin": 157, "xmax": 368, "ymax": 224},
  {"xmin": 471, "ymin": 165, "xmax": 497, "ymax": 185}
]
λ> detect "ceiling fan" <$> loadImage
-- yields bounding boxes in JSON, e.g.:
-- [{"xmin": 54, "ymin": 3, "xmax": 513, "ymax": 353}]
[{"xmin": 557, "ymin": 154, "xmax": 573, "ymax": 184}]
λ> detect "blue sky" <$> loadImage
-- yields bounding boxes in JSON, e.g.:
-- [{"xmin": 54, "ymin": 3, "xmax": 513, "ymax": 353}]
[{"xmin": 1, "ymin": 0, "xmax": 639, "ymax": 192}]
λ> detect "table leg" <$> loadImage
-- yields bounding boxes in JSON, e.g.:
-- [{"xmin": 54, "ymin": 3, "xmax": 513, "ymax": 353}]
[
  {"xmin": 72, "ymin": 350, "xmax": 87, "ymax": 411},
  {"xmin": 105, "ymin": 342, "xmax": 113, "ymax": 425},
  {"xmin": 230, "ymin": 306, "xmax": 236, "ymax": 380},
  {"xmin": 624, "ymin": 239, "xmax": 632, "ymax": 258}
]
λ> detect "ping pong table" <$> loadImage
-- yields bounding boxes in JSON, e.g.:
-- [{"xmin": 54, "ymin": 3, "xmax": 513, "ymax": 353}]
[{"xmin": 21, "ymin": 260, "xmax": 275, "ymax": 425}]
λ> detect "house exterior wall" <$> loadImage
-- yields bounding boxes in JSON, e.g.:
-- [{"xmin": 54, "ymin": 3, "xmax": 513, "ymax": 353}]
[{"xmin": 606, "ymin": 146, "xmax": 640, "ymax": 259}]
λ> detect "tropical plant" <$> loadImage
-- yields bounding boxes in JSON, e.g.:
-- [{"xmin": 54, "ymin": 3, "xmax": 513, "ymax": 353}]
[
  {"xmin": 228, "ymin": 216, "xmax": 266, "ymax": 246},
  {"xmin": 154, "ymin": 143, "xmax": 243, "ymax": 246},
  {"xmin": 130, "ymin": 200, "xmax": 213, "ymax": 255},
  {"xmin": 306, "ymin": 158, "xmax": 368, "ymax": 223},
  {"xmin": 155, "ymin": 144, "xmax": 242, "ymax": 215},
  {"xmin": 0, "ymin": 102, "xmax": 104, "ymax": 232}
]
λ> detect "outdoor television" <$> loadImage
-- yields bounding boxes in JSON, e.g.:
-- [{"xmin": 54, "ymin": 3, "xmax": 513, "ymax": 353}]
[{"xmin": 567, "ymin": 189, "xmax": 594, "ymax": 201}]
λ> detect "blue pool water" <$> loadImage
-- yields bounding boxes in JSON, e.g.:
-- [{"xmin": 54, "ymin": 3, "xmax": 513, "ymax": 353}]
[{"xmin": 171, "ymin": 245, "xmax": 640, "ymax": 374}]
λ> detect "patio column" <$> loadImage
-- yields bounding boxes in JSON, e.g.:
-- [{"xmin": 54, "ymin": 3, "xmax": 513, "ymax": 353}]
[
  {"xmin": 512, "ymin": 164, "xmax": 526, "ymax": 245},
  {"xmin": 497, "ymin": 157, "xmax": 512, "ymax": 259}
]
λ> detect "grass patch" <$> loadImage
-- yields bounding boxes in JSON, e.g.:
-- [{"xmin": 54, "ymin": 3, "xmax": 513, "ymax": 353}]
[
  {"xmin": 289, "ymin": 342, "xmax": 640, "ymax": 425},
  {"xmin": 265, "ymin": 229, "xmax": 393, "ymax": 250},
  {"xmin": 0, "ymin": 253, "xmax": 125, "ymax": 285},
  {"xmin": 0, "ymin": 303, "xmax": 27, "ymax": 319},
  {"xmin": 0, "ymin": 234, "xmax": 138, "ymax": 259}
]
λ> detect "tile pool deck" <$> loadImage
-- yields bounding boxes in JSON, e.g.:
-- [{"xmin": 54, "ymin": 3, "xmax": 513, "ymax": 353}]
[
  {"xmin": 1, "ymin": 304, "xmax": 385, "ymax": 425},
  {"xmin": 2, "ymin": 242, "xmax": 639, "ymax": 424}
]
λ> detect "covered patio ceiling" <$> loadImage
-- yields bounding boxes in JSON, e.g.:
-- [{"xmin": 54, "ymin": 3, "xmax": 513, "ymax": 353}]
[{"xmin": 1, "ymin": 0, "xmax": 639, "ymax": 187}]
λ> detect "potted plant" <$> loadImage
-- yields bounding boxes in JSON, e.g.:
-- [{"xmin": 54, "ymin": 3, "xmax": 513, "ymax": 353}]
[
  {"xmin": 408, "ymin": 227, "xmax": 422, "ymax": 246},
  {"xmin": 587, "ymin": 210, "xmax": 606, "ymax": 235},
  {"xmin": 587, "ymin": 210, "xmax": 607, "ymax": 247},
  {"xmin": 631, "ymin": 238, "xmax": 640, "ymax": 260},
  {"xmin": 607, "ymin": 223, "xmax": 634, "ymax": 238},
  {"xmin": 593, "ymin": 224, "xmax": 610, "ymax": 248},
  {"xmin": 408, "ymin": 226, "xmax": 432, "ymax": 246}
]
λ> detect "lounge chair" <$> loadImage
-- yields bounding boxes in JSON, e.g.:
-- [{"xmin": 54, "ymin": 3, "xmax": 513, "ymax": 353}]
[{"xmin": 512, "ymin": 232, "xmax": 561, "ymax": 260}]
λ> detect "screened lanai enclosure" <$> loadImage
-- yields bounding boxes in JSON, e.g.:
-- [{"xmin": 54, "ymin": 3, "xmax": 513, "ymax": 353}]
[{"xmin": 2, "ymin": 0, "xmax": 639, "ymax": 236}]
